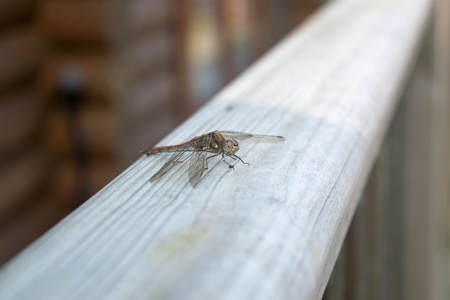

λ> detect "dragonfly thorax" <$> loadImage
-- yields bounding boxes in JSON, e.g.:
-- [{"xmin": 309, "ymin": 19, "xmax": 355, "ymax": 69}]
[{"xmin": 223, "ymin": 138, "xmax": 239, "ymax": 155}]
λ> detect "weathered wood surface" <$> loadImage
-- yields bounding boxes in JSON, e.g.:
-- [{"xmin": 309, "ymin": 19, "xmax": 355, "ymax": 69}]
[
  {"xmin": 0, "ymin": 0, "xmax": 431, "ymax": 299},
  {"xmin": 325, "ymin": 5, "xmax": 450, "ymax": 298}
]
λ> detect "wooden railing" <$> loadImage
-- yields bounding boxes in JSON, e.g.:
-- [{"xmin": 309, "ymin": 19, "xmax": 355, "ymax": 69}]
[
  {"xmin": 1, "ymin": 0, "xmax": 446, "ymax": 299},
  {"xmin": 323, "ymin": 1, "xmax": 449, "ymax": 299}
]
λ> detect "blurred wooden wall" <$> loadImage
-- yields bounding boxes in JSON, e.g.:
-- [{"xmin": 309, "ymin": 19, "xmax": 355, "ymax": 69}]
[
  {"xmin": 0, "ymin": 0, "xmax": 320, "ymax": 265},
  {"xmin": 0, "ymin": 0, "xmax": 68, "ymax": 265}
]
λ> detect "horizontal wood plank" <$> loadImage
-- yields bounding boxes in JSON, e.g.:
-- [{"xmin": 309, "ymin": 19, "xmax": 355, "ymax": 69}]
[
  {"xmin": 118, "ymin": 0, "xmax": 173, "ymax": 35},
  {"xmin": 0, "ymin": 0, "xmax": 35, "ymax": 27},
  {"xmin": 37, "ymin": 0, "xmax": 107, "ymax": 43},
  {"xmin": 0, "ymin": 0, "xmax": 431, "ymax": 299},
  {"xmin": 0, "ymin": 149, "xmax": 50, "ymax": 218},
  {"xmin": 44, "ymin": 107, "xmax": 115, "ymax": 157},
  {"xmin": 0, "ymin": 196, "xmax": 70, "ymax": 266},
  {"xmin": 0, "ymin": 88, "xmax": 44, "ymax": 155},
  {"xmin": 0, "ymin": 28, "xmax": 43, "ymax": 89}
]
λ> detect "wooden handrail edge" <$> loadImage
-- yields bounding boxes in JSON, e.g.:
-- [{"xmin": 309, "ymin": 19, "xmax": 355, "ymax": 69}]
[{"xmin": 0, "ymin": 0, "xmax": 432, "ymax": 299}]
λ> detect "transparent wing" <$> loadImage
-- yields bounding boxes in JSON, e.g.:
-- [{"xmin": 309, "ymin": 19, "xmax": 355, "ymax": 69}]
[
  {"xmin": 150, "ymin": 149, "xmax": 186, "ymax": 183},
  {"xmin": 220, "ymin": 131, "xmax": 285, "ymax": 143},
  {"xmin": 188, "ymin": 150, "xmax": 207, "ymax": 187}
]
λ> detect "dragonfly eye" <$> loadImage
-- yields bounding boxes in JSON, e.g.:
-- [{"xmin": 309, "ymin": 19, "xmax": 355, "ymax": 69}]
[{"xmin": 225, "ymin": 139, "xmax": 239, "ymax": 155}]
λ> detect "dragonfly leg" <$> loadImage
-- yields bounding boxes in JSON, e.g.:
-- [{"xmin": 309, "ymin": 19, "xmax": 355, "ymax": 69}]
[
  {"xmin": 231, "ymin": 154, "xmax": 249, "ymax": 165},
  {"xmin": 206, "ymin": 153, "xmax": 220, "ymax": 169},
  {"xmin": 221, "ymin": 153, "xmax": 235, "ymax": 169}
]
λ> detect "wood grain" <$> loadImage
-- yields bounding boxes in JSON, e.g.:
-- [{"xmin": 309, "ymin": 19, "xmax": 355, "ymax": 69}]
[{"xmin": 0, "ymin": 0, "xmax": 431, "ymax": 299}]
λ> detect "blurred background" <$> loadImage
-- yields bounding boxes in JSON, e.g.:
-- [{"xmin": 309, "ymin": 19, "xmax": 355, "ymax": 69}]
[{"xmin": 0, "ymin": 0, "xmax": 322, "ymax": 265}]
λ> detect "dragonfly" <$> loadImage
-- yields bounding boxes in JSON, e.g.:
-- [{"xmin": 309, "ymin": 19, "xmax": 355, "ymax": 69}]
[{"xmin": 141, "ymin": 130, "xmax": 285, "ymax": 187}]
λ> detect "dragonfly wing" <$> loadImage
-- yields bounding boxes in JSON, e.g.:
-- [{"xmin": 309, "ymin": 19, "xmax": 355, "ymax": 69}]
[
  {"xmin": 150, "ymin": 150, "xmax": 185, "ymax": 183},
  {"xmin": 188, "ymin": 150, "xmax": 207, "ymax": 187},
  {"xmin": 220, "ymin": 131, "xmax": 285, "ymax": 143}
]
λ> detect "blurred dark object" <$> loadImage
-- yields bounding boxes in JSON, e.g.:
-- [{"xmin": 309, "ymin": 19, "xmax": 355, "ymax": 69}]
[
  {"xmin": 0, "ymin": 0, "xmax": 321, "ymax": 266},
  {"xmin": 57, "ymin": 67, "xmax": 90, "ymax": 206}
]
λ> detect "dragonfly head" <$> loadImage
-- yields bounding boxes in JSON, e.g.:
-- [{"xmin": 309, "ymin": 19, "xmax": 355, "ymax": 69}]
[{"xmin": 224, "ymin": 138, "xmax": 239, "ymax": 155}]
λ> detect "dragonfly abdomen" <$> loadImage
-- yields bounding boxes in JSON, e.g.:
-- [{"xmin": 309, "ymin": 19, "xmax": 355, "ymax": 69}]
[
  {"xmin": 140, "ymin": 132, "xmax": 216, "ymax": 156},
  {"xmin": 141, "ymin": 144, "xmax": 188, "ymax": 155}
]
